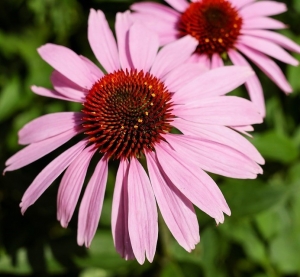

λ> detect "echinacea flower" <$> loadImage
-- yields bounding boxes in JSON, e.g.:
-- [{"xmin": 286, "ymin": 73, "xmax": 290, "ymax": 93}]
[
  {"xmin": 131, "ymin": 0, "xmax": 300, "ymax": 116},
  {"xmin": 5, "ymin": 9, "xmax": 264, "ymax": 264}
]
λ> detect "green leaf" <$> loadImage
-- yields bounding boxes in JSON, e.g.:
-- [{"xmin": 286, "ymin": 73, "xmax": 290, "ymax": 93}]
[
  {"xmin": 221, "ymin": 179, "xmax": 287, "ymax": 217},
  {"xmin": 160, "ymin": 262, "xmax": 185, "ymax": 277},
  {"xmin": 251, "ymin": 131, "xmax": 298, "ymax": 164}
]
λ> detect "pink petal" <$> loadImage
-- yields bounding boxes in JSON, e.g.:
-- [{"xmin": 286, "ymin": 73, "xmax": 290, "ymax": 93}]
[
  {"xmin": 5, "ymin": 128, "xmax": 81, "ymax": 173},
  {"xmin": 111, "ymin": 159, "xmax": 134, "ymax": 260},
  {"xmin": 173, "ymin": 96, "xmax": 262, "ymax": 126},
  {"xmin": 229, "ymin": 0, "xmax": 255, "ymax": 9},
  {"xmin": 155, "ymin": 142, "xmax": 230, "ymax": 222},
  {"xmin": 127, "ymin": 158, "xmax": 158, "ymax": 264},
  {"xmin": 51, "ymin": 71, "xmax": 87, "ymax": 102},
  {"xmin": 239, "ymin": 35, "xmax": 299, "ymax": 66},
  {"xmin": 129, "ymin": 23, "xmax": 159, "ymax": 72},
  {"xmin": 80, "ymin": 55, "xmax": 104, "ymax": 81},
  {"xmin": 164, "ymin": 134, "xmax": 262, "ymax": 178},
  {"xmin": 211, "ymin": 53, "xmax": 224, "ymax": 69},
  {"xmin": 77, "ymin": 156, "xmax": 108, "ymax": 247},
  {"xmin": 163, "ymin": 63, "xmax": 208, "ymax": 92},
  {"xmin": 19, "ymin": 140, "xmax": 87, "ymax": 214},
  {"xmin": 188, "ymin": 53, "xmax": 211, "ymax": 69},
  {"xmin": 241, "ymin": 29, "xmax": 300, "ymax": 54},
  {"xmin": 164, "ymin": 0, "xmax": 189, "ymax": 12},
  {"xmin": 237, "ymin": 43, "xmax": 292, "ymax": 93},
  {"xmin": 240, "ymin": 1, "xmax": 287, "ymax": 18},
  {"xmin": 146, "ymin": 152, "xmax": 200, "ymax": 251},
  {"xmin": 57, "ymin": 145, "xmax": 97, "ymax": 228},
  {"xmin": 172, "ymin": 118, "xmax": 263, "ymax": 163},
  {"xmin": 228, "ymin": 49, "xmax": 265, "ymax": 116},
  {"xmin": 131, "ymin": 2, "xmax": 180, "ymax": 22},
  {"xmin": 242, "ymin": 17, "xmax": 286, "ymax": 30},
  {"xmin": 172, "ymin": 66, "xmax": 254, "ymax": 104},
  {"xmin": 150, "ymin": 35, "xmax": 198, "ymax": 79},
  {"xmin": 88, "ymin": 9, "xmax": 120, "ymax": 73},
  {"xmin": 31, "ymin": 85, "xmax": 79, "ymax": 102},
  {"xmin": 18, "ymin": 112, "xmax": 82, "ymax": 145},
  {"xmin": 38, "ymin": 44, "xmax": 94, "ymax": 89},
  {"xmin": 115, "ymin": 11, "xmax": 134, "ymax": 70},
  {"xmin": 231, "ymin": 125, "xmax": 254, "ymax": 137}
]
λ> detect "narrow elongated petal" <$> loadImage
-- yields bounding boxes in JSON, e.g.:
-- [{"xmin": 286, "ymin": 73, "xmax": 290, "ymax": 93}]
[
  {"xmin": 243, "ymin": 17, "xmax": 286, "ymax": 30},
  {"xmin": 164, "ymin": 134, "xmax": 262, "ymax": 178},
  {"xmin": 173, "ymin": 96, "xmax": 262, "ymax": 126},
  {"xmin": 241, "ymin": 29, "xmax": 300, "ymax": 54},
  {"xmin": 19, "ymin": 112, "xmax": 82, "ymax": 145},
  {"xmin": 163, "ymin": 63, "xmax": 208, "ymax": 92},
  {"xmin": 150, "ymin": 35, "xmax": 198, "ymax": 79},
  {"xmin": 5, "ymin": 128, "xmax": 81, "ymax": 172},
  {"xmin": 80, "ymin": 55, "xmax": 104, "ymax": 81},
  {"xmin": 77, "ymin": 156, "xmax": 108, "ymax": 247},
  {"xmin": 115, "ymin": 11, "xmax": 134, "ymax": 70},
  {"xmin": 155, "ymin": 142, "xmax": 230, "ymax": 222},
  {"xmin": 38, "ymin": 44, "xmax": 94, "ymax": 88},
  {"xmin": 19, "ymin": 140, "xmax": 87, "ymax": 214},
  {"xmin": 211, "ymin": 53, "xmax": 224, "ymax": 69},
  {"xmin": 172, "ymin": 66, "xmax": 254, "ymax": 103},
  {"xmin": 239, "ymin": 35, "xmax": 299, "ymax": 66},
  {"xmin": 129, "ymin": 23, "xmax": 159, "ymax": 72},
  {"xmin": 88, "ymin": 9, "xmax": 120, "ymax": 72},
  {"xmin": 237, "ymin": 43, "xmax": 292, "ymax": 93},
  {"xmin": 31, "ymin": 86, "xmax": 78, "ymax": 102},
  {"xmin": 57, "ymin": 145, "xmax": 97, "ymax": 228},
  {"xmin": 164, "ymin": 0, "xmax": 189, "ymax": 12},
  {"xmin": 112, "ymin": 159, "xmax": 134, "ymax": 260},
  {"xmin": 240, "ymin": 1, "xmax": 287, "ymax": 18},
  {"xmin": 172, "ymin": 118, "xmax": 263, "ymax": 164},
  {"xmin": 228, "ymin": 49, "xmax": 265, "ymax": 116},
  {"xmin": 127, "ymin": 158, "xmax": 158, "ymax": 264},
  {"xmin": 146, "ymin": 152, "xmax": 200, "ymax": 251}
]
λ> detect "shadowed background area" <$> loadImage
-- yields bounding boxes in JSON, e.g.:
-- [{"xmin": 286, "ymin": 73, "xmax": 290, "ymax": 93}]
[{"xmin": 1, "ymin": 0, "xmax": 300, "ymax": 276}]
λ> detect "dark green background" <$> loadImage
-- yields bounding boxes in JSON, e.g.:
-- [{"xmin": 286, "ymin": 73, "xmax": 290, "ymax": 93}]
[{"xmin": 1, "ymin": 0, "xmax": 300, "ymax": 276}]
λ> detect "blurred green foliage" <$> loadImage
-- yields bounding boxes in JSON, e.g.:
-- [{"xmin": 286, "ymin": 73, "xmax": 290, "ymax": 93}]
[{"xmin": 1, "ymin": 0, "xmax": 300, "ymax": 276}]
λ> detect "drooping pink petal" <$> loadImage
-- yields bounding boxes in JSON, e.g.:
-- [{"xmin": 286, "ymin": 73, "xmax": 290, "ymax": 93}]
[
  {"xmin": 115, "ymin": 11, "xmax": 134, "ymax": 70},
  {"xmin": 172, "ymin": 118, "xmax": 263, "ymax": 164},
  {"xmin": 231, "ymin": 125, "xmax": 254, "ymax": 137},
  {"xmin": 77, "ymin": 155, "xmax": 108, "ymax": 247},
  {"xmin": 31, "ymin": 86, "xmax": 78, "ymax": 102},
  {"xmin": 150, "ymin": 35, "xmax": 198, "ymax": 79},
  {"xmin": 51, "ymin": 71, "xmax": 87, "ymax": 102},
  {"xmin": 38, "ymin": 44, "xmax": 94, "ymax": 89},
  {"xmin": 131, "ymin": 2, "xmax": 180, "ymax": 22},
  {"xmin": 155, "ymin": 142, "xmax": 230, "ymax": 223},
  {"xmin": 228, "ymin": 0, "xmax": 255, "ymax": 9},
  {"xmin": 241, "ymin": 29, "xmax": 300, "ymax": 54},
  {"xmin": 174, "ymin": 96, "xmax": 262, "ymax": 126},
  {"xmin": 211, "ymin": 53, "xmax": 224, "ymax": 69},
  {"xmin": 88, "ymin": 9, "xmax": 120, "ymax": 73},
  {"xmin": 237, "ymin": 43, "xmax": 292, "ymax": 93},
  {"xmin": 239, "ymin": 1, "xmax": 287, "ymax": 18},
  {"xmin": 146, "ymin": 152, "xmax": 200, "ymax": 251},
  {"xmin": 239, "ymin": 35, "xmax": 299, "ymax": 66},
  {"xmin": 80, "ymin": 55, "xmax": 104, "ymax": 81},
  {"xmin": 127, "ymin": 158, "xmax": 158, "ymax": 264},
  {"xmin": 242, "ymin": 17, "xmax": 286, "ymax": 30},
  {"xmin": 163, "ymin": 63, "xmax": 208, "ymax": 92},
  {"xmin": 19, "ymin": 140, "xmax": 87, "ymax": 214},
  {"xmin": 164, "ymin": 0, "xmax": 189, "ymax": 12},
  {"xmin": 164, "ymin": 134, "xmax": 263, "ymax": 179},
  {"xmin": 5, "ymin": 128, "xmax": 81, "ymax": 173},
  {"xmin": 128, "ymin": 23, "xmax": 159, "ymax": 72},
  {"xmin": 18, "ymin": 112, "xmax": 82, "ymax": 145},
  {"xmin": 172, "ymin": 66, "xmax": 253, "ymax": 103},
  {"xmin": 57, "ymin": 145, "xmax": 97, "ymax": 228},
  {"xmin": 111, "ymin": 159, "xmax": 134, "ymax": 260},
  {"xmin": 228, "ymin": 49, "xmax": 265, "ymax": 116}
]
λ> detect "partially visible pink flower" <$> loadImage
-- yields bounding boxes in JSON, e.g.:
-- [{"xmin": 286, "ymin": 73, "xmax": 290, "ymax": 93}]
[
  {"xmin": 5, "ymin": 9, "xmax": 264, "ymax": 264},
  {"xmin": 131, "ymin": 0, "xmax": 300, "ymax": 116}
]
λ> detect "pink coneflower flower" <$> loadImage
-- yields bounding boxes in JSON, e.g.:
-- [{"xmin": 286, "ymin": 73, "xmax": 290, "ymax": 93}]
[
  {"xmin": 5, "ymin": 9, "xmax": 264, "ymax": 264},
  {"xmin": 131, "ymin": 0, "xmax": 300, "ymax": 116}
]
